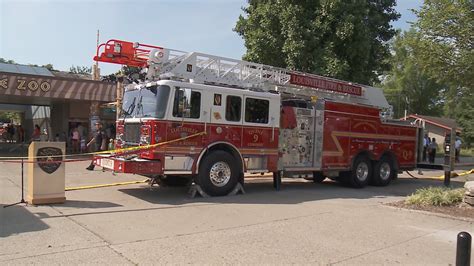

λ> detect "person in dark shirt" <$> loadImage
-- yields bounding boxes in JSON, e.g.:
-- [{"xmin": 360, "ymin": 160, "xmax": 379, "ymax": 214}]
[{"xmin": 86, "ymin": 122, "xmax": 107, "ymax": 170}]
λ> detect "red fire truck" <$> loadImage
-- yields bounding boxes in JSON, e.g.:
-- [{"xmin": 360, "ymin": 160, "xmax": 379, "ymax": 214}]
[{"xmin": 93, "ymin": 40, "xmax": 422, "ymax": 196}]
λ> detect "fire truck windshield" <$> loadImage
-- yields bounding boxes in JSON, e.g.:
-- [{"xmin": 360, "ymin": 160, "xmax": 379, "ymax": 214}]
[{"xmin": 121, "ymin": 85, "xmax": 171, "ymax": 118}]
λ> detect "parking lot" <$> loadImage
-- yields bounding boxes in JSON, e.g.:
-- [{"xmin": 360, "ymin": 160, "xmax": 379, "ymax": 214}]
[{"xmin": 1, "ymin": 160, "xmax": 473, "ymax": 264}]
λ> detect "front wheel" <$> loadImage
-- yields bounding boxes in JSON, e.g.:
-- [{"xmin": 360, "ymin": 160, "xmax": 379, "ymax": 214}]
[{"xmin": 197, "ymin": 151, "xmax": 240, "ymax": 196}]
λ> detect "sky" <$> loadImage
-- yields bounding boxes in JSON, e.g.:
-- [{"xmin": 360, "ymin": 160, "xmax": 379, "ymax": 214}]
[{"xmin": 0, "ymin": 0, "xmax": 423, "ymax": 75}]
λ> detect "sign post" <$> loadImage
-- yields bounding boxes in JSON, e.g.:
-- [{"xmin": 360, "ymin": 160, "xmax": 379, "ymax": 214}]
[{"xmin": 27, "ymin": 142, "xmax": 66, "ymax": 204}]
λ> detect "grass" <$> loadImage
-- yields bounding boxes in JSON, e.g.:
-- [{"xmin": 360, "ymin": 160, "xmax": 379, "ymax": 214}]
[
  {"xmin": 405, "ymin": 187, "xmax": 465, "ymax": 207},
  {"xmin": 460, "ymin": 147, "xmax": 474, "ymax": 157}
]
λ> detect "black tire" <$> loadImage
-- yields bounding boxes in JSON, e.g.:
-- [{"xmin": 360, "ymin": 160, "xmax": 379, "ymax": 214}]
[
  {"xmin": 348, "ymin": 156, "xmax": 372, "ymax": 188},
  {"xmin": 197, "ymin": 151, "xmax": 240, "ymax": 196},
  {"xmin": 372, "ymin": 156, "xmax": 395, "ymax": 186},
  {"xmin": 313, "ymin": 172, "xmax": 326, "ymax": 183},
  {"xmin": 160, "ymin": 176, "xmax": 191, "ymax": 187}
]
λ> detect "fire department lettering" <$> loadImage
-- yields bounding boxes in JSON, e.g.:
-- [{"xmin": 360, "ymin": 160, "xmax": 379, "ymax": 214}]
[{"xmin": 169, "ymin": 127, "xmax": 199, "ymax": 134}]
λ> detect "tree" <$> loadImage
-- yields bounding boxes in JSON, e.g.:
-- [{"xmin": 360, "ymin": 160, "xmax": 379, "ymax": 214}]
[
  {"xmin": 0, "ymin": 58, "xmax": 16, "ymax": 64},
  {"xmin": 69, "ymin": 65, "xmax": 92, "ymax": 75},
  {"xmin": 382, "ymin": 30, "xmax": 445, "ymax": 118},
  {"xmin": 411, "ymin": 0, "xmax": 474, "ymax": 145},
  {"xmin": 234, "ymin": 0, "xmax": 400, "ymax": 85},
  {"xmin": 411, "ymin": 0, "xmax": 473, "ymax": 89}
]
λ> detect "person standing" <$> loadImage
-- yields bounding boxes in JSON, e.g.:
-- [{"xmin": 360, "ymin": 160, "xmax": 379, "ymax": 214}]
[
  {"xmin": 422, "ymin": 134, "xmax": 430, "ymax": 162},
  {"xmin": 428, "ymin": 138, "xmax": 438, "ymax": 164},
  {"xmin": 31, "ymin": 124, "xmax": 41, "ymax": 142},
  {"xmin": 18, "ymin": 125, "xmax": 25, "ymax": 143},
  {"xmin": 455, "ymin": 134, "xmax": 462, "ymax": 163},
  {"xmin": 86, "ymin": 122, "xmax": 107, "ymax": 170},
  {"xmin": 71, "ymin": 127, "xmax": 80, "ymax": 153}
]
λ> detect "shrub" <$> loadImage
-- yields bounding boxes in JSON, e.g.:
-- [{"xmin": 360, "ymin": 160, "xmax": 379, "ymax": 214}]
[{"xmin": 405, "ymin": 187, "xmax": 465, "ymax": 206}]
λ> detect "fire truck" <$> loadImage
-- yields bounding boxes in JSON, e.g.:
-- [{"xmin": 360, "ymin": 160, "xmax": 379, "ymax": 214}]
[{"xmin": 93, "ymin": 39, "xmax": 422, "ymax": 196}]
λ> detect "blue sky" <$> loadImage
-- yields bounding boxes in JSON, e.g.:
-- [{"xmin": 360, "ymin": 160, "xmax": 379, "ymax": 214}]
[{"xmin": 1, "ymin": 0, "xmax": 423, "ymax": 75}]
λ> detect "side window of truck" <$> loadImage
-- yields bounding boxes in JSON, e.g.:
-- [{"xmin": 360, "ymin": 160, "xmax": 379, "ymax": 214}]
[
  {"xmin": 172, "ymin": 87, "xmax": 201, "ymax": 119},
  {"xmin": 245, "ymin": 98, "xmax": 269, "ymax": 124},
  {"xmin": 225, "ymin": 96, "xmax": 242, "ymax": 122}
]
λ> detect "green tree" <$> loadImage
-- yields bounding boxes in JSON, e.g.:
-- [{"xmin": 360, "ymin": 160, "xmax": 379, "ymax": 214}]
[
  {"xmin": 0, "ymin": 58, "xmax": 16, "ymax": 64},
  {"xmin": 382, "ymin": 30, "xmax": 445, "ymax": 118},
  {"xmin": 234, "ymin": 0, "xmax": 400, "ymax": 85},
  {"xmin": 411, "ymin": 0, "xmax": 474, "ymax": 145},
  {"xmin": 69, "ymin": 65, "xmax": 92, "ymax": 75}
]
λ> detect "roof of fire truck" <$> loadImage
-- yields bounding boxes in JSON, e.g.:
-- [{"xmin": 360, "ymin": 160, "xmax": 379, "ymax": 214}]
[{"xmin": 95, "ymin": 40, "xmax": 390, "ymax": 110}]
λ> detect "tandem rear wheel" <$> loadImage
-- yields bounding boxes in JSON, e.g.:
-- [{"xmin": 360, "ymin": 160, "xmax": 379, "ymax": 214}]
[
  {"xmin": 371, "ymin": 155, "xmax": 397, "ymax": 186},
  {"xmin": 338, "ymin": 155, "xmax": 372, "ymax": 188}
]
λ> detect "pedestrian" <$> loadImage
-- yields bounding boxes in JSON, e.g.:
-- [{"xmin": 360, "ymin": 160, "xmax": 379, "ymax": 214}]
[
  {"xmin": 455, "ymin": 133, "xmax": 462, "ymax": 163},
  {"xmin": 428, "ymin": 138, "xmax": 437, "ymax": 164},
  {"xmin": 422, "ymin": 133, "xmax": 430, "ymax": 162},
  {"xmin": 31, "ymin": 124, "xmax": 41, "ymax": 142},
  {"xmin": 71, "ymin": 127, "xmax": 80, "ymax": 153},
  {"xmin": 86, "ymin": 122, "xmax": 107, "ymax": 170},
  {"xmin": 40, "ymin": 128, "xmax": 49, "ymax": 141},
  {"xmin": 7, "ymin": 124, "xmax": 15, "ymax": 143},
  {"xmin": 18, "ymin": 125, "xmax": 25, "ymax": 143}
]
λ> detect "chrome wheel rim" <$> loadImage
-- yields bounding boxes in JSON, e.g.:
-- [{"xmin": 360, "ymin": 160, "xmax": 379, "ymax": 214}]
[
  {"xmin": 209, "ymin": 161, "xmax": 231, "ymax": 187},
  {"xmin": 356, "ymin": 162, "xmax": 369, "ymax": 181},
  {"xmin": 379, "ymin": 162, "xmax": 391, "ymax": 180}
]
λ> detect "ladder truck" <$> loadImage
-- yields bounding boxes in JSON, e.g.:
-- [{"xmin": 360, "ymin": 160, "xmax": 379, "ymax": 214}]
[{"xmin": 93, "ymin": 39, "xmax": 422, "ymax": 196}]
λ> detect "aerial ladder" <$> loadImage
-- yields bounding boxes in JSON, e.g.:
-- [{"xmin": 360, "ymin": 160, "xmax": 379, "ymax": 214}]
[{"xmin": 95, "ymin": 39, "xmax": 391, "ymax": 114}]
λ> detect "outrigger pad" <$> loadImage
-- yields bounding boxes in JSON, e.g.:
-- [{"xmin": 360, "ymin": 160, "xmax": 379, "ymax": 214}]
[
  {"xmin": 188, "ymin": 183, "xmax": 245, "ymax": 198},
  {"xmin": 188, "ymin": 184, "xmax": 210, "ymax": 198}
]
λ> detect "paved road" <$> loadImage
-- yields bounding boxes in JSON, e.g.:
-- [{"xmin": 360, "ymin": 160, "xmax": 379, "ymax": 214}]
[{"xmin": 1, "ymin": 160, "xmax": 473, "ymax": 264}]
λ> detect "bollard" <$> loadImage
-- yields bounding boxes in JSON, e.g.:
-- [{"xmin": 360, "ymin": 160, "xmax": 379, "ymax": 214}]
[{"xmin": 456, "ymin": 231, "xmax": 471, "ymax": 266}]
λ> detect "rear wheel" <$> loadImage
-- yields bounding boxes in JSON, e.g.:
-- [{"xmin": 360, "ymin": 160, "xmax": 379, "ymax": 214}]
[
  {"xmin": 372, "ymin": 156, "xmax": 395, "ymax": 186},
  {"xmin": 313, "ymin": 172, "xmax": 326, "ymax": 183},
  {"xmin": 347, "ymin": 156, "xmax": 372, "ymax": 188},
  {"xmin": 197, "ymin": 151, "xmax": 240, "ymax": 196}
]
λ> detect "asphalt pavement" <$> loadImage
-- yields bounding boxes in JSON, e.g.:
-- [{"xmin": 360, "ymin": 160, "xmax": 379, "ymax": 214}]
[{"xmin": 1, "ymin": 159, "xmax": 473, "ymax": 265}]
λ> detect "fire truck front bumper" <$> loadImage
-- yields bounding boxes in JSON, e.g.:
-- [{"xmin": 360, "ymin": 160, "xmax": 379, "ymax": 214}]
[{"xmin": 93, "ymin": 155, "xmax": 163, "ymax": 175}]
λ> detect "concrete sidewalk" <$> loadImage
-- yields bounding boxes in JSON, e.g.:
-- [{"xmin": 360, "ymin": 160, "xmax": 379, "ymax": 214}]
[{"xmin": 1, "ymin": 160, "xmax": 473, "ymax": 264}]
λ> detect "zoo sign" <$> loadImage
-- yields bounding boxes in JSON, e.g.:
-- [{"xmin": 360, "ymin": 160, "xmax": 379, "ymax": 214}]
[
  {"xmin": 16, "ymin": 79, "xmax": 51, "ymax": 92},
  {"xmin": 0, "ymin": 78, "xmax": 51, "ymax": 92}
]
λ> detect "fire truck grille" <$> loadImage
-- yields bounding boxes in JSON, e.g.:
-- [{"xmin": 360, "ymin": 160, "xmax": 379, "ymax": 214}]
[{"xmin": 124, "ymin": 123, "xmax": 141, "ymax": 144}]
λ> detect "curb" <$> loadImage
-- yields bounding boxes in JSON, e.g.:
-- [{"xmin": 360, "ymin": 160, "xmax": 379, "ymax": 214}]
[{"xmin": 382, "ymin": 203, "xmax": 474, "ymax": 223}]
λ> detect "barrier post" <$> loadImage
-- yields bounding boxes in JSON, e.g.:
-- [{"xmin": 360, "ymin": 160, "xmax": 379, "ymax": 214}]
[
  {"xmin": 456, "ymin": 231, "xmax": 471, "ymax": 266},
  {"xmin": 444, "ymin": 128, "xmax": 456, "ymax": 187}
]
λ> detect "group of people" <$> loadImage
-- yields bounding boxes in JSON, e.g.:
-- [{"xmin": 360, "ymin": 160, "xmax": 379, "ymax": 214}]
[
  {"xmin": 1, "ymin": 124, "xmax": 25, "ymax": 143},
  {"xmin": 423, "ymin": 133, "xmax": 462, "ymax": 164},
  {"xmin": 422, "ymin": 134, "xmax": 438, "ymax": 164}
]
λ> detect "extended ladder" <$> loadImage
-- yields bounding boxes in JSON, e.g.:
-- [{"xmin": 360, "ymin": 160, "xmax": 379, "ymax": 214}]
[{"xmin": 95, "ymin": 39, "xmax": 390, "ymax": 109}]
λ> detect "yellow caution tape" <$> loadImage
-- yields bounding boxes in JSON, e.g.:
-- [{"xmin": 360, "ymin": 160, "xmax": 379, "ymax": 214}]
[
  {"xmin": 65, "ymin": 179, "xmax": 148, "ymax": 191},
  {"xmin": 421, "ymin": 169, "xmax": 474, "ymax": 180},
  {"xmin": 0, "ymin": 131, "xmax": 206, "ymax": 160}
]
